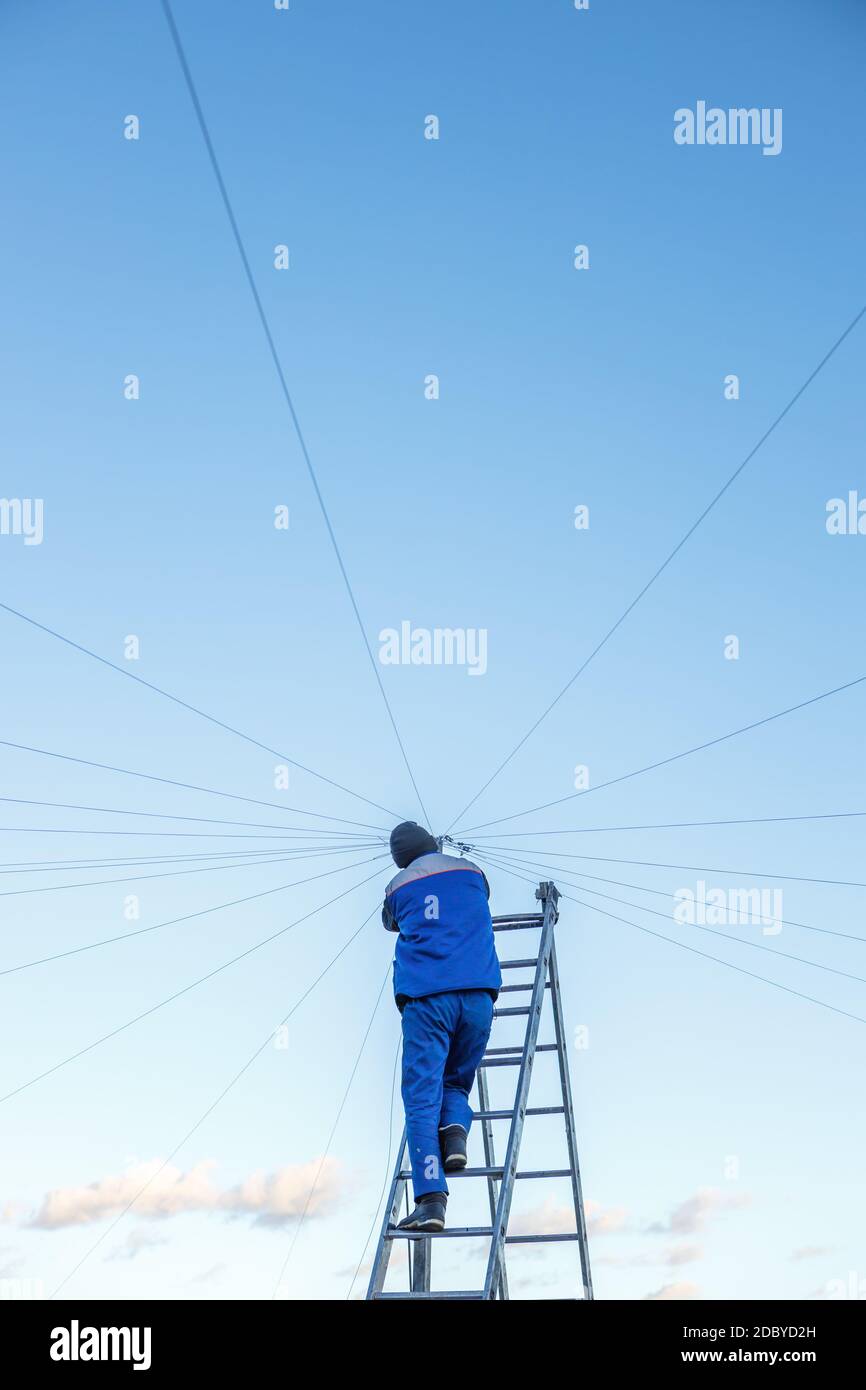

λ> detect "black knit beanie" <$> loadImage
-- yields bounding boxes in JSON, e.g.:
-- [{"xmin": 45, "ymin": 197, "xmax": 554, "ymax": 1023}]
[{"xmin": 389, "ymin": 821, "xmax": 438, "ymax": 869}]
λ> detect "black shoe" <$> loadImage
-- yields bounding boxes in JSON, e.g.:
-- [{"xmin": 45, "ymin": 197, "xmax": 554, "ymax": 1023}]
[
  {"xmin": 395, "ymin": 1194, "xmax": 447, "ymax": 1232},
  {"xmin": 440, "ymin": 1124, "xmax": 468, "ymax": 1172}
]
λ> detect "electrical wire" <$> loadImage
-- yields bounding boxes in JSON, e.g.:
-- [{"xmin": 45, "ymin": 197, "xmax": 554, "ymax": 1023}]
[
  {"xmin": 345, "ymin": 1031, "xmax": 403, "ymax": 1301},
  {"xmin": 0, "ymin": 736, "xmax": 391, "ymax": 833},
  {"xmin": 473, "ymin": 852, "xmax": 866, "ymax": 1030},
  {"xmin": 476, "ymin": 844, "xmax": 866, "ymax": 945},
  {"xmin": 475, "ymin": 848, "xmax": 866, "ymax": 986},
  {"xmin": 446, "ymin": 301, "xmax": 866, "ymax": 831},
  {"xmin": 0, "ymin": 862, "xmax": 388, "ymax": 1105},
  {"xmin": 0, "ymin": 842, "xmax": 383, "ymax": 903},
  {"xmin": 49, "ymin": 901, "xmax": 382, "ymax": 1297},
  {"xmin": 0, "ymin": 851, "xmax": 389, "ymax": 978},
  {"xmin": 272, "ymin": 959, "xmax": 393, "ymax": 1298},
  {"xmin": 457, "ymin": 673, "xmax": 866, "ymax": 834},
  {"xmin": 158, "ymin": 0, "xmax": 430, "ymax": 829}
]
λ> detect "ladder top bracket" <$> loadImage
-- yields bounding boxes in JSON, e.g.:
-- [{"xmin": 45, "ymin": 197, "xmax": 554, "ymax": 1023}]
[{"xmin": 535, "ymin": 880, "xmax": 560, "ymax": 920}]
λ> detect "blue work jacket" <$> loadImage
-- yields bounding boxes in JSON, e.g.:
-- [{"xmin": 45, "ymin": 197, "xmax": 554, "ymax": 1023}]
[{"xmin": 383, "ymin": 852, "xmax": 502, "ymax": 1009}]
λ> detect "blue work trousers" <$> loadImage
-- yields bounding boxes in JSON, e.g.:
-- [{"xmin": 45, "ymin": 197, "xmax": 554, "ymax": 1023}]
[{"xmin": 400, "ymin": 988, "xmax": 495, "ymax": 1198}]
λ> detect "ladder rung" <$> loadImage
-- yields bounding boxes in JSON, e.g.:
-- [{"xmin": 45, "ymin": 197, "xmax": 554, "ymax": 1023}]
[
  {"xmin": 398, "ymin": 1166, "xmax": 572, "ymax": 1181},
  {"xmin": 480, "ymin": 1043, "xmax": 557, "ymax": 1066},
  {"xmin": 386, "ymin": 1226, "xmax": 579, "ymax": 1244},
  {"xmin": 493, "ymin": 922, "xmax": 543, "ymax": 933},
  {"xmin": 493, "ymin": 1006, "xmax": 530, "ymax": 1017},
  {"xmin": 506, "ymin": 1232, "xmax": 579, "ymax": 1245},
  {"xmin": 499, "ymin": 982, "xmax": 550, "ymax": 993},
  {"xmin": 501, "ymin": 958, "xmax": 539, "ymax": 969},
  {"xmin": 514, "ymin": 1169, "xmax": 572, "ymax": 1180},
  {"xmin": 388, "ymin": 1225, "xmax": 493, "ymax": 1240},
  {"xmin": 475, "ymin": 1105, "xmax": 565, "ymax": 1120},
  {"xmin": 399, "ymin": 1166, "xmax": 501, "ymax": 1180},
  {"xmin": 373, "ymin": 1292, "xmax": 485, "ymax": 1300},
  {"xmin": 492, "ymin": 913, "xmax": 544, "ymax": 925}
]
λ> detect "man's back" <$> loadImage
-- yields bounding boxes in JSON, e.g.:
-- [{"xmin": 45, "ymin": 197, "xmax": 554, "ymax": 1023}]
[{"xmin": 383, "ymin": 850, "xmax": 502, "ymax": 1007}]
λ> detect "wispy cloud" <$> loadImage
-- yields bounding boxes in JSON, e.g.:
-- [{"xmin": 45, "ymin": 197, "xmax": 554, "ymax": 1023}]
[
  {"xmin": 0, "ymin": 1246, "xmax": 23, "ymax": 1279},
  {"xmin": 507, "ymin": 1198, "xmax": 627, "ymax": 1240},
  {"xmin": 585, "ymin": 1199, "xmax": 629, "ymax": 1236},
  {"xmin": 189, "ymin": 1263, "xmax": 227, "ymax": 1285},
  {"xmin": 108, "ymin": 1227, "xmax": 169, "ymax": 1261},
  {"xmin": 22, "ymin": 1157, "xmax": 344, "ymax": 1231},
  {"xmin": 509, "ymin": 1200, "xmax": 576, "ymax": 1238},
  {"xmin": 789, "ymin": 1246, "xmax": 834, "ymax": 1262},
  {"xmin": 648, "ymin": 1188, "xmax": 750, "ymax": 1236},
  {"xmin": 598, "ymin": 1243, "xmax": 703, "ymax": 1269},
  {"xmin": 335, "ymin": 1245, "xmax": 408, "ymax": 1283},
  {"xmin": 645, "ymin": 1280, "xmax": 700, "ymax": 1301},
  {"xmin": 512, "ymin": 1269, "xmax": 563, "ymax": 1292}
]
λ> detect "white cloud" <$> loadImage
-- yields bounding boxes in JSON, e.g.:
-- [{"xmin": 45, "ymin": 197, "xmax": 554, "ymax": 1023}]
[
  {"xmin": 0, "ymin": 1246, "xmax": 23, "ymax": 1279},
  {"xmin": 648, "ymin": 1188, "xmax": 750, "ymax": 1236},
  {"xmin": 509, "ymin": 1200, "xmax": 576, "ymax": 1238},
  {"xmin": 665, "ymin": 1242, "xmax": 703, "ymax": 1267},
  {"xmin": 23, "ymin": 1157, "xmax": 344, "ymax": 1230},
  {"xmin": 336, "ymin": 1245, "xmax": 407, "ymax": 1283},
  {"xmin": 189, "ymin": 1263, "xmax": 227, "ymax": 1285},
  {"xmin": 513, "ymin": 1270, "xmax": 562, "ymax": 1291},
  {"xmin": 507, "ymin": 1198, "xmax": 627, "ymax": 1240},
  {"xmin": 645, "ymin": 1280, "xmax": 700, "ymax": 1301},
  {"xmin": 108, "ymin": 1227, "xmax": 169, "ymax": 1261},
  {"xmin": 597, "ymin": 1243, "xmax": 703, "ymax": 1269},
  {"xmin": 585, "ymin": 1199, "xmax": 628, "ymax": 1236}
]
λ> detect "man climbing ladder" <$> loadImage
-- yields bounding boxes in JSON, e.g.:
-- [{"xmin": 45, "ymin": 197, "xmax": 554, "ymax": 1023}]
[
  {"xmin": 369, "ymin": 872, "xmax": 593, "ymax": 1299},
  {"xmin": 382, "ymin": 822, "xmax": 502, "ymax": 1233}
]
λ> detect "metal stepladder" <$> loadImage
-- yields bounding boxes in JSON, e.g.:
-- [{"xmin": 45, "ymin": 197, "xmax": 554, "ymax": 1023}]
[{"xmin": 365, "ymin": 880, "xmax": 593, "ymax": 1301}]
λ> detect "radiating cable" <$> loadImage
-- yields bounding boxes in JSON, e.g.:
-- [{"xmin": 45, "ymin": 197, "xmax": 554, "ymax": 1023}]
[
  {"xmin": 158, "ymin": 0, "xmax": 430, "ymax": 829},
  {"xmin": 345, "ymin": 1032, "xmax": 402, "ymax": 1301},
  {"xmin": 49, "ymin": 901, "xmax": 382, "ymax": 1297},
  {"xmin": 446, "ymin": 302, "xmax": 866, "ymax": 831},
  {"xmin": 475, "ymin": 849, "xmax": 866, "ymax": 983},
  {"xmin": 0, "ymin": 842, "xmax": 382, "ymax": 904},
  {"xmin": 476, "ymin": 844, "xmax": 866, "ymax": 945},
  {"xmin": 473, "ymin": 853, "xmax": 866, "ymax": 1030},
  {"xmin": 0, "ymin": 794, "xmax": 390, "ymax": 837},
  {"xmin": 0, "ymin": 853, "xmax": 387, "ymax": 990},
  {"xmin": 458, "ymin": 673, "xmax": 866, "ymax": 834},
  {"xmin": 272, "ymin": 959, "xmax": 393, "ymax": 1298},
  {"xmin": 0, "ymin": 736, "xmax": 391, "ymax": 831},
  {"xmin": 470, "ymin": 810, "xmax": 866, "ymax": 838}
]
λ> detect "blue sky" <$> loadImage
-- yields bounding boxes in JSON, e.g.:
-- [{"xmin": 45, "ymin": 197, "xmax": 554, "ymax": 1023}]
[{"xmin": 0, "ymin": 0, "xmax": 864, "ymax": 1300}]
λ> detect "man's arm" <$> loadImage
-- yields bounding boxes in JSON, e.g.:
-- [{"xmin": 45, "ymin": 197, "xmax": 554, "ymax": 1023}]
[
  {"xmin": 464, "ymin": 857, "xmax": 491, "ymax": 901},
  {"xmin": 382, "ymin": 898, "xmax": 399, "ymax": 932}
]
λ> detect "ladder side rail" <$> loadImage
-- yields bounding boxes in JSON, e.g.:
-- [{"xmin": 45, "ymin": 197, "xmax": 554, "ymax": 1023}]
[
  {"xmin": 548, "ymin": 934, "xmax": 594, "ymax": 1300},
  {"xmin": 365, "ymin": 1129, "xmax": 410, "ymax": 1299},
  {"xmin": 476, "ymin": 1066, "xmax": 509, "ymax": 1300},
  {"xmin": 481, "ymin": 882, "xmax": 559, "ymax": 1300},
  {"xmin": 411, "ymin": 1231, "xmax": 432, "ymax": 1294}
]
